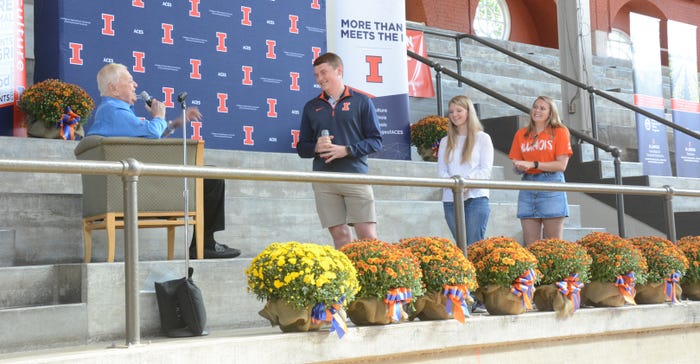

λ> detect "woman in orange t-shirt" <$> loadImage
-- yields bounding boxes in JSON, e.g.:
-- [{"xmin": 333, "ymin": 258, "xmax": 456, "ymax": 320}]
[{"xmin": 508, "ymin": 96, "xmax": 573, "ymax": 246}]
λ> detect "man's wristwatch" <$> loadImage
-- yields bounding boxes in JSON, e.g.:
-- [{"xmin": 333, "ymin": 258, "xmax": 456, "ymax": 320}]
[
  {"xmin": 345, "ymin": 145, "xmax": 352, "ymax": 156},
  {"xmin": 533, "ymin": 161, "xmax": 539, "ymax": 169}
]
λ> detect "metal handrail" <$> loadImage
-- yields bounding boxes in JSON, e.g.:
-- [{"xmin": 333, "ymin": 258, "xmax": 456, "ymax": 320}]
[
  {"xmin": 410, "ymin": 25, "xmax": 700, "ymax": 143},
  {"xmin": 1, "ymin": 158, "xmax": 697, "ymax": 343},
  {"xmin": 1, "ymin": 157, "xmax": 698, "ymax": 346}
]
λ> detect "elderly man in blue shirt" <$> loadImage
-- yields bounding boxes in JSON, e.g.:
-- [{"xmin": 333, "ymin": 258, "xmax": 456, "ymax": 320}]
[{"xmin": 87, "ymin": 62, "xmax": 240, "ymax": 259}]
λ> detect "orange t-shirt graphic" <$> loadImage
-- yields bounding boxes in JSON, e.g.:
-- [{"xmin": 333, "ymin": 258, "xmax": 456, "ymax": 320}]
[{"xmin": 508, "ymin": 126, "xmax": 573, "ymax": 174}]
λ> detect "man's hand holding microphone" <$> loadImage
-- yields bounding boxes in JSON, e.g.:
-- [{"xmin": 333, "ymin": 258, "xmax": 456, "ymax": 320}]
[
  {"xmin": 140, "ymin": 91, "xmax": 203, "ymax": 136},
  {"xmin": 316, "ymin": 129, "xmax": 351, "ymax": 164},
  {"xmin": 140, "ymin": 90, "xmax": 166, "ymax": 120}
]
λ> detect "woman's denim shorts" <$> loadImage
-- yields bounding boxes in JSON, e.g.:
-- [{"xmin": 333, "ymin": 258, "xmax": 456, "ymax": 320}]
[{"xmin": 517, "ymin": 171, "xmax": 569, "ymax": 219}]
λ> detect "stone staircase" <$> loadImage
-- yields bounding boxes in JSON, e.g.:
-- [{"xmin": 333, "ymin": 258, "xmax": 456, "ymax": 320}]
[
  {"xmin": 2, "ymin": 22, "xmax": 696, "ymax": 357},
  {"xmin": 408, "ymin": 22, "xmax": 676, "ymax": 163},
  {"xmin": 409, "ymin": 24, "xmax": 698, "ymax": 239},
  {"xmin": 0, "ymin": 133, "xmax": 606, "ymax": 353}
]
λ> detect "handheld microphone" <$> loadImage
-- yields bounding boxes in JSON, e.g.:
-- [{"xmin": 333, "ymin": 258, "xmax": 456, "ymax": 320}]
[
  {"xmin": 177, "ymin": 91, "xmax": 188, "ymax": 103},
  {"xmin": 139, "ymin": 91, "xmax": 154, "ymax": 107},
  {"xmin": 321, "ymin": 129, "xmax": 329, "ymax": 137}
]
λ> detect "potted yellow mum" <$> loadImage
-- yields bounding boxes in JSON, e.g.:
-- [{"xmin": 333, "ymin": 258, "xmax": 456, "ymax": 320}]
[
  {"xmin": 678, "ymin": 235, "xmax": 700, "ymax": 300},
  {"xmin": 399, "ymin": 236, "xmax": 478, "ymax": 322},
  {"xmin": 467, "ymin": 236, "xmax": 539, "ymax": 315},
  {"xmin": 340, "ymin": 239, "xmax": 424, "ymax": 325},
  {"xmin": 246, "ymin": 241, "xmax": 359, "ymax": 334}
]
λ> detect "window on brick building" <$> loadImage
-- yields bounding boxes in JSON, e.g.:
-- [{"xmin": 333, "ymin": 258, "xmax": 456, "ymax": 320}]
[
  {"xmin": 607, "ymin": 28, "xmax": 632, "ymax": 60},
  {"xmin": 473, "ymin": 0, "xmax": 510, "ymax": 40}
]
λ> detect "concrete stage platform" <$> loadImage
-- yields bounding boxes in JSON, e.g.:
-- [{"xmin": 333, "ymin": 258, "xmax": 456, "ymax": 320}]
[{"xmin": 2, "ymin": 300, "xmax": 699, "ymax": 364}]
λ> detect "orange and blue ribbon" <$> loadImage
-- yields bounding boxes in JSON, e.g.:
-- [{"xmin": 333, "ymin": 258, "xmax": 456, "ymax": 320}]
[
  {"xmin": 555, "ymin": 274, "xmax": 584, "ymax": 311},
  {"xmin": 615, "ymin": 272, "xmax": 637, "ymax": 305},
  {"xmin": 431, "ymin": 140, "xmax": 440, "ymax": 157},
  {"xmin": 56, "ymin": 106, "xmax": 81, "ymax": 140},
  {"xmin": 385, "ymin": 288, "xmax": 412, "ymax": 323},
  {"xmin": 443, "ymin": 284, "xmax": 470, "ymax": 323},
  {"xmin": 665, "ymin": 271, "xmax": 681, "ymax": 303},
  {"xmin": 311, "ymin": 297, "xmax": 347, "ymax": 339},
  {"xmin": 510, "ymin": 269, "xmax": 536, "ymax": 310}
]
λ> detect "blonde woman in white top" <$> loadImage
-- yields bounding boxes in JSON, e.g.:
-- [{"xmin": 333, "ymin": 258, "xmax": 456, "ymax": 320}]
[{"xmin": 437, "ymin": 95, "xmax": 494, "ymax": 246}]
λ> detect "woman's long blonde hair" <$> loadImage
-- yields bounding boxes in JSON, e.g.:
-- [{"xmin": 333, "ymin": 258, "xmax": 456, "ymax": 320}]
[
  {"xmin": 526, "ymin": 95, "xmax": 567, "ymax": 138},
  {"xmin": 444, "ymin": 95, "xmax": 484, "ymax": 164}
]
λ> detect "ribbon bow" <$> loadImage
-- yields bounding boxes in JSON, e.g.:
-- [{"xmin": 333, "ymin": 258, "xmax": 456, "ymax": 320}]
[
  {"xmin": 384, "ymin": 288, "xmax": 412, "ymax": 323},
  {"xmin": 56, "ymin": 106, "xmax": 81, "ymax": 140},
  {"xmin": 431, "ymin": 140, "xmax": 440, "ymax": 157},
  {"xmin": 510, "ymin": 269, "xmax": 536, "ymax": 310},
  {"xmin": 665, "ymin": 271, "xmax": 681, "ymax": 303},
  {"xmin": 555, "ymin": 274, "xmax": 584, "ymax": 311},
  {"xmin": 615, "ymin": 272, "xmax": 637, "ymax": 305},
  {"xmin": 443, "ymin": 284, "xmax": 470, "ymax": 323},
  {"xmin": 311, "ymin": 297, "xmax": 348, "ymax": 339}
]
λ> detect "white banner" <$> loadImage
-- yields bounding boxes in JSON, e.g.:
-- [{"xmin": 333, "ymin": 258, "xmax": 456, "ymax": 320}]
[
  {"xmin": 668, "ymin": 20, "xmax": 700, "ymax": 178},
  {"xmin": 630, "ymin": 12, "xmax": 672, "ymax": 176},
  {"xmin": 0, "ymin": 0, "xmax": 26, "ymax": 137},
  {"xmin": 326, "ymin": 0, "xmax": 411, "ymax": 160}
]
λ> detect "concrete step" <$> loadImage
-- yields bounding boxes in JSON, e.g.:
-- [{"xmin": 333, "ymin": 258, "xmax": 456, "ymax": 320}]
[
  {"xmin": 0, "ymin": 303, "xmax": 88, "ymax": 353},
  {"xmin": 0, "ymin": 259, "xmax": 263, "ymax": 354},
  {"xmin": 2, "ymin": 265, "xmax": 698, "ymax": 361},
  {"xmin": 0, "ymin": 193, "xmax": 83, "ymax": 265},
  {"xmin": 592, "ymin": 175, "xmax": 700, "ymax": 214},
  {"xmin": 83, "ymin": 197, "xmax": 592, "ymax": 262},
  {"xmin": 0, "ymin": 265, "xmax": 81, "ymax": 308},
  {"xmin": 0, "ymin": 136, "xmax": 601, "ymax": 264}
]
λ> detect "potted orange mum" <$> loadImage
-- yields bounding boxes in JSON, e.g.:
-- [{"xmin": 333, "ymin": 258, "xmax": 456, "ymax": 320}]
[
  {"xmin": 677, "ymin": 236, "xmax": 700, "ymax": 300},
  {"xmin": 399, "ymin": 236, "xmax": 478, "ymax": 322},
  {"xmin": 628, "ymin": 236, "xmax": 688, "ymax": 304},
  {"xmin": 340, "ymin": 239, "xmax": 424, "ymax": 325},
  {"xmin": 528, "ymin": 239, "xmax": 591, "ymax": 315},
  {"xmin": 577, "ymin": 232, "xmax": 648, "ymax": 307},
  {"xmin": 467, "ymin": 236, "xmax": 539, "ymax": 315},
  {"xmin": 19, "ymin": 79, "xmax": 94, "ymax": 140}
]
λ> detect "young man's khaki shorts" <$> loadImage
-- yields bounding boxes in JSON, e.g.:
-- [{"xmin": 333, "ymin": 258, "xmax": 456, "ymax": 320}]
[{"xmin": 311, "ymin": 182, "xmax": 376, "ymax": 228}]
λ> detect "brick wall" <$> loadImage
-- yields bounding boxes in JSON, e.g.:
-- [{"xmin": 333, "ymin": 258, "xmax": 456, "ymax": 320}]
[{"xmin": 406, "ymin": 0, "xmax": 699, "ymax": 68}]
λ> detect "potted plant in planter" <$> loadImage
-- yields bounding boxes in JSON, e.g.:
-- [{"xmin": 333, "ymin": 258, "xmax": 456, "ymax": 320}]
[
  {"xmin": 467, "ymin": 236, "xmax": 539, "ymax": 315},
  {"xmin": 628, "ymin": 236, "xmax": 688, "ymax": 304},
  {"xmin": 527, "ymin": 239, "xmax": 591, "ymax": 315},
  {"xmin": 399, "ymin": 236, "xmax": 478, "ymax": 322},
  {"xmin": 576, "ymin": 232, "xmax": 648, "ymax": 307},
  {"xmin": 245, "ymin": 241, "xmax": 359, "ymax": 335},
  {"xmin": 18, "ymin": 78, "xmax": 94, "ymax": 140},
  {"xmin": 340, "ymin": 239, "xmax": 424, "ymax": 325},
  {"xmin": 409, "ymin": 115, "xmax": 448, "ymax": 161},
  {"xmin": 678, "ymin": 236, "xmax": 700, "ymax": 300}
]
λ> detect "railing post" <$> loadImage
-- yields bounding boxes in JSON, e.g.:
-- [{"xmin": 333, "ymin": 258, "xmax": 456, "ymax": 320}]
[
  {"xmin": 122, "ymin": 159, "xmax": 141, "ymax": 346},
  {"xmin": 588, "ymin": 89, "xmax": 599, "ymax": 161},
  {"xmin": 663, "ymin": 185, "xmax": 677, "ymax": 243},
  {"xmin": 612, "ymin": 148, "xmax": 626, "ymax": 237},
  {"xmin": 452, "ymin": 176, "xmax": 467, "ymax": 255},
  {"xmin": 454, "ymin": 38, "xmax": 463, "ymax": 87},
  {"xmin": 434, "ymin": 63, "xmax": 444, "ymax": 116}
]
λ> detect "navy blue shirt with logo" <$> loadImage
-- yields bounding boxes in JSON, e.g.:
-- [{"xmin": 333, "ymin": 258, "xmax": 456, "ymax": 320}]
[{"xmin": 297, "ymin": 86, "xmax": 382, "ymax": 173}]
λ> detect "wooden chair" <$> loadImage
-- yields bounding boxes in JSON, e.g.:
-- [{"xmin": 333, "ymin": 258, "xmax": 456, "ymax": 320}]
[{"xmin": 74, "ymin": 136, "xmax": 204, "ymax": 262}]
